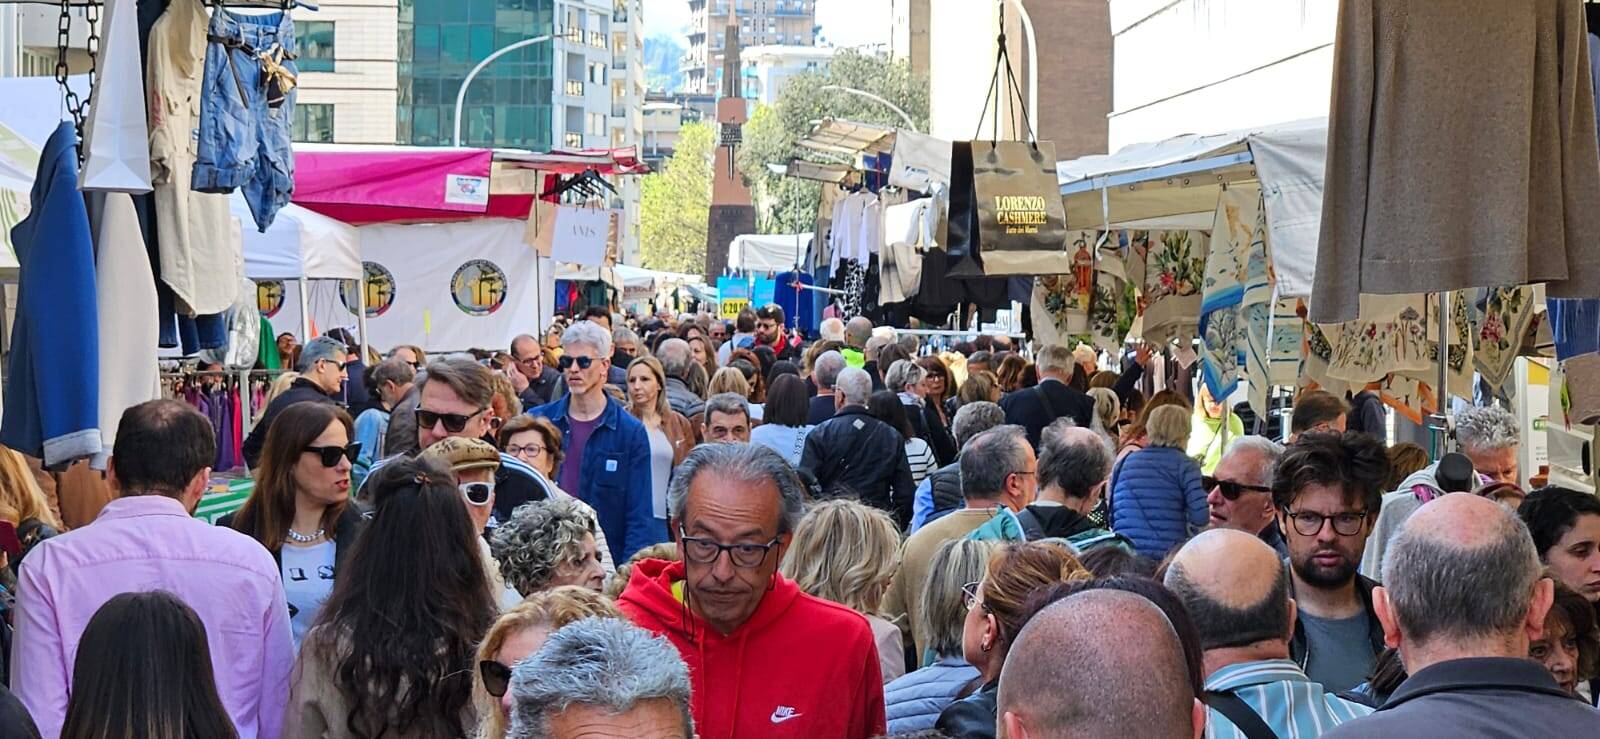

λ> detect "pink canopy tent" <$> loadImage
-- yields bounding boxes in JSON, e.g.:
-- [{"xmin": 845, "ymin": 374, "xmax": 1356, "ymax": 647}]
[{"xmin": 290, "ymin": 144, "xmax": 649, "ymax": 225}]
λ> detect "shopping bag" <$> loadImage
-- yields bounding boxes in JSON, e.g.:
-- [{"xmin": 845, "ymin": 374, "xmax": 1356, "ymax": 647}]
[
  {"xmin": 80, "ymin": 0, "xmax": 153, "ymax": 193},
  {"xmin": 968, "ymin": 140, "xmax": 1071, "ymax": 275}
]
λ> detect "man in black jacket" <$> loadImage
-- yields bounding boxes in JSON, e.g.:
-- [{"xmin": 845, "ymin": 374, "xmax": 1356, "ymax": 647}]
[
  {"xmin": 1323, "ymin": 494, "xmax": 1597, "ymax": 737},
  {"xmin": 800, "ymin": 366, "xmax": 915, "ymax": 528},
  {"xmin": 242, "ymin": 336, "xmax": 345, "ymax": 468},
  {"xmin": 1000, "ymin": 344, "xmax": 1097, "ymax": 449},
  {"xmin": 511, "ymin": 333, "xmax": 560, "ymax": 408},
  {"xmin": 807, "ymin": 350, "xmax": 846, "ymax": 426}
]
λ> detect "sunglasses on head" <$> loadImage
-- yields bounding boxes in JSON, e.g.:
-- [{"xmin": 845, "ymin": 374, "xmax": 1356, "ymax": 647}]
[
  {"xmin": 414, "ymin": 407, "xmax": 485, "ymax": 433},
  {"xmin": 557, "ymin": 355, "xmax": 596, "ymax": 371},
  {"xmin": 304, "ymin": 443, "xmax": 361, "ymax": 468},
  {"xmin": 1202, "ymin": 476, "xmax": 1273, "ymax": 501},
  {"xmin": 460, "ymin": 481, "xmax": 495, "ymax": 506},
  {"xmin": 479, "ymin": 660, "xmax": 512, "ymax": 698}
]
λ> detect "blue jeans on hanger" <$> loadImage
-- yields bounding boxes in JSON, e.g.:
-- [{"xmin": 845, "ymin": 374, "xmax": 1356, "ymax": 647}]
[{"xmin": 192, "ymin": 9, "xmax": 297, "ymax": 233}]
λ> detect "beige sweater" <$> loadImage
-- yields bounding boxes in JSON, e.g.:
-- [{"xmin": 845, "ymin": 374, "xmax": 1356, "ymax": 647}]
[
  {"xmin": 283, "ymin": 629, "xmax": 475, "ymax": 739},
  {"xmin": 1314, "ymin": 0, "xmax": 1600, "ymax": 323}
]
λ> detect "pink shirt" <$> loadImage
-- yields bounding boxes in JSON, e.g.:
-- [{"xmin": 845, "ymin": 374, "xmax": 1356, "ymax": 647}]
[{"xmin": 10, "ymin": 495, "xmax": 293, "ymax": 738}]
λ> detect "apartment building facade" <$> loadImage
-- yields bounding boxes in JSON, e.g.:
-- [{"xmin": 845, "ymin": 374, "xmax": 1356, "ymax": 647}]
[{"xmin": 685, "ymin": 0, "xmax": 815, "ymax": 95}]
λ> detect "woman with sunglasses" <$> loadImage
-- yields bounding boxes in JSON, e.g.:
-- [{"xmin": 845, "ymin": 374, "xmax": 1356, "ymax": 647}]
[
  {"xmin": 471, "ymin": 588, "xmax": 623, "ymax": 739},
  {"xmin": 937, "ymin": 541, "xmax": 1091, "ymax": 739},
  {"xmin": 286, "ymin": 456, "xmax": 497, "ymax": 738},
  {"xmin": 223, "ymin": 402, "xmax": 366, "ymax": 650}
]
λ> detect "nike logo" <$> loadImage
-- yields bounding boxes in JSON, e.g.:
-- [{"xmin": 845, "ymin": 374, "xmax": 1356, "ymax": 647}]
[{"xmin": 770, "ymin": 706, "xmax": 802, "ymax": 724}]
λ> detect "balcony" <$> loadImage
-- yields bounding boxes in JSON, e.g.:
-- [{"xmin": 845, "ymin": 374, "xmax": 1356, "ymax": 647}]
[
  {"xmin": 564, "ymin": 79, "xmax": 585, "ymax": 97},
  {"xmin": 564, "ymin": 132, "xmax": 584, "ymax": 148},
  {"xmin": 612, "ymin": 104, "xmax": 626, "ymax": 118}
]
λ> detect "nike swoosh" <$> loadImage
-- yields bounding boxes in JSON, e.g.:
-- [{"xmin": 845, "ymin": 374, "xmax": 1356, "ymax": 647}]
[{"xmin": 770, "ymin": 713, "xmax": 802, "ymax": 724}]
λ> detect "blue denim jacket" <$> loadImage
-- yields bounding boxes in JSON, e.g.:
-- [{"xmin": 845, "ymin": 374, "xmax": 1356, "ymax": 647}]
[{"xmin": 530, "ymin": 394, "xmax": 660, "ymax": 562}]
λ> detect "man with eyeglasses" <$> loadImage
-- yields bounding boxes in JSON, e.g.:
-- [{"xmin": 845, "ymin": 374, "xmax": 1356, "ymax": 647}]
[
  {"xmin": 1273, "ymin": 432, "xmax": 1392, "ymax": 693},
  {"xmin": 530, "ymin": 320, "xmax": 657, "ymax": 562},
  {"xmin": 510, "ymin": 334, "xmax": 560, "ymax": 407},
  {"xmin": 242, "ymin": 336, "xmax": 346, "ymax": 469},
  {"xmin": 1207, "ymin": 436, "xmax": 1289, "ymax": 556},
  {"xmin": 617, "ymin": 444, "xmax": 888, "ymax": 739}
]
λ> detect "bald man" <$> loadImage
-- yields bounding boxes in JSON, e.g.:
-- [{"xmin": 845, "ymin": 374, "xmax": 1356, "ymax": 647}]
[
  {"xmin": 1325, "ymin": 494, "xmax": 1599, "ymax": 737},
  {"xmin": 1166, "ymin": 530, "xmax": 1372, "ymax": 737},
  {"xmin": 996, "ymin": 590, "xmax": 1204, "ymax": 739}
]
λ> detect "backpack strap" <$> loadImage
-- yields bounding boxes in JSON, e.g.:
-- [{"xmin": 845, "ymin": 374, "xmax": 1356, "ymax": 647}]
[
  {"xmin": 1202, "ymin": 690, "xmax": 1277, "ymax": 739},
  {"xmin": 1015, "ymin": 507, "xmax": 1044, "ymax": 541}
]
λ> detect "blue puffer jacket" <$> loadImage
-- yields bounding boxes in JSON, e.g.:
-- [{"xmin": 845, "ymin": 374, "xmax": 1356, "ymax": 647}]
[
  {"xmin": 885, "ymin": 656, "xmax": 982, "ymax": 734},
  {"xmin": 1108, "ymin": 445, "xmax": 1207, "ymax": 558}
]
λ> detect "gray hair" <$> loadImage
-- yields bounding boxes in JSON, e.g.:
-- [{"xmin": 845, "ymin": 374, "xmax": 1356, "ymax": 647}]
[
  {"xmin": 1039, "ymin": 426, "xmax": 1113, "ymax": 500},
  {"xmin": 845, "ymin": 316, "xmax": 873, "ymax": 347},
  {"xmin": 897, "ymin": 334, "xmax": 922, "ymax": 355},
  {"xmin": 920, "ymin": 539, "xmax": 1000, "ymax": 658},
  {"xmin": 863, "ymin": 335, "xmax": 892, "ymax": 364},
  {"xmin": 612, "ymin": 326, "xmax": 639, "ymax": 347},
  {"xmin": 883, "ymin": 359, "xmax": 928, "ymax": 394},
  {"xmin": 657, "ymin": 338, "xmax": 693, "ymax": 379},
  {"xmin": 490, "ymin": 498, "xmax": 598, "ymax": 596},
  {"xmin": 1455, "ymin": 405, "xmax": 1519, "ymax": 454},
  {"xmin": 1382, "ymin": 502, "xmax": 1543, "ymax": 645},
  {"xmin": 296, "ymin": 336, "xmax": 347, "ymax": 373},
  {"xmin": 667, "ymin": 444, "xmax": 807, "ymax": 534},
  {"xmin": 561, "ymin": 320, "xmax": 613, "ymax": 357},
  {"xmin": 835, "ymin": 366, "xmax": 873, "ymax": 406},
  {"xmin": 813, "ymin": 350, "xmax": 847, "ymax": 390},
  {"xmin": 1224, "ymin": 436, "xmax": 1285, "ymax": 488},
  {"xmin": 507, "ymin": 617, "xmax": 693, "ymax": 739},
  {"xmin": 370, "ymin": 357, "xmax": 416, "ymax": 389},
  {"xmin": 959, "ymin": 426, "xmax": 1030, "ymax": 501},
  {"xmin": 952, "ymin": 401, "xmax": 1006, "ymax": 449},
  {"xmin": 703, "ymin": 392, "xmax": 751, "ymax": 425}
]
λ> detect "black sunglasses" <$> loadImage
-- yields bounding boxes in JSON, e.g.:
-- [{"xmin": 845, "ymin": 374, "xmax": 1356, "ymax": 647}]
[
  {"xmin": 1202, "ymin": 476, "xmax": 1272, "ymax": 501},
  {"xmin": 304, "ymin": 443, "xmax": 361, "ymax": 468},
  {"xmin": 415, "ymin": 407, "xmax": 486, "ymax": 433},
  {"xmin": 557, "ymin": 355, "xmax": 596, "ymax": 371},
  {"xmin": 479, "ymin": 660, "xmax": 512, "ymax": 698}
]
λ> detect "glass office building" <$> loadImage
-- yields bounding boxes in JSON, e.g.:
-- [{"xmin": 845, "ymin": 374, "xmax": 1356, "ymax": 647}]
[{"xmin": 397, "ymin": 0, "xmax": 556, "ymax": 149}]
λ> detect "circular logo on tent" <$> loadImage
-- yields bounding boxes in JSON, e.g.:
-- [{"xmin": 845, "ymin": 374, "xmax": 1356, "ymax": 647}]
[
  {"xmin": 340, "ymin": 262, "xmax": 396, "ymax": 318},
  {"xmin": 257, "ymin": 280, "xmax": 286, "ymax": 318},
  {"xmin": 452, "ymin": 259, "xmax": 507, "ymax": 317}
]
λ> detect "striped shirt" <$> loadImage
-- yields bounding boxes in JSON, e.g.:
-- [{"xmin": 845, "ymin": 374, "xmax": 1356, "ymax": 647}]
[{"xmin": 1205, "ymin": 659, "xmax": 1373, "ymax": 739}]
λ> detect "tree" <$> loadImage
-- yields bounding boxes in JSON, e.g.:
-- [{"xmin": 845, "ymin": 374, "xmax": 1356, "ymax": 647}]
[
  {"xmin": 640, "ymin": 121, "xmax": 713, "ymax": 274},
  {"xmin": 738, "ymin": 50, "xmax": 930, "ymax": 234}
]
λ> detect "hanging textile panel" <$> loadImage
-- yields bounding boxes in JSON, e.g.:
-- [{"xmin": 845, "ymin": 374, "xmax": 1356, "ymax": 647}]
[
  {"xmin": 1199, "ymin": 185, "xmax": 1272, "ymax": 406},
  {"xmin": 1127, "ymin": 229, "xmax": 1208, "ymax": 347},
  {"xmin": 1323, "ymin": 294, "xmax": 1432, "ymax": 386},
  {"xmin": 268, "ymin": 220, "xmax": 539, "ymax": 353},
  {"xmin": 1475, "ymin": 285, "xmax": 1539, "ymax": 390},
  {"xmin": 1090, "ymin": 232, "xmax": 1134, "ymax": 353},
  {"xmin": 1028, "ymin": 230, "xmax": 1100, "ymax": 345},
  {"xmin": 1258, "ymin": 298, "xmax": 1303, "ymax": 417}
]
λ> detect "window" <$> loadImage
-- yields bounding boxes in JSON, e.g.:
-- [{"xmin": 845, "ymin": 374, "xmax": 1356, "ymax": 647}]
[
  {"xmin": 589, "ymin": 62, "xmax": 606, "ymax": 84},
  {"xmin": 588, "ymin": 112, "xmax": 606, "ymax": 136},
  {"xmin": 293, "ymin": 103, "xmax": 335, "ymax": 143},
  {"xmin": 296, "ymin": 21, "xmax": 335, "ymax": 73},
  {"xmin": 564, "ymin": 132, "xmax": 584, "ymax": 147}
]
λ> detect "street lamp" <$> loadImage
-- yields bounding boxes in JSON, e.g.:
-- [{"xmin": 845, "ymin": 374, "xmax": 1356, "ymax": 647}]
[
  {"xmin": 819, "ymin": 85, "xmax": 919, "ymax": 133},
  {"xmin": 453, "ymin": 34, "xmax": 554, "ymax": 147}
]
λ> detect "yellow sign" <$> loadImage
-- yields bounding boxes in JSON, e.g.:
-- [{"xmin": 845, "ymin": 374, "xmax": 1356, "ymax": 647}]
[{"xmin": 721, "ymin": 298, "xmax": 749, "ymax": 320}]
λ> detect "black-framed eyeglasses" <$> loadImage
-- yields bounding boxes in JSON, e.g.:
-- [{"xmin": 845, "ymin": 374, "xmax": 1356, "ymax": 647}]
[
  {"xmin": 557, "ymin": 355, "xmax": 596, "ymax": 371},
  {"xmin": 1203, "ymin": 476, "xmax": 1273, "ymax": 501},
  {"xmin": 961, "ymin": 581, "xmax": 987, "ymax": 611},
  {"xmin": 479, "ymin": 660, "xmax": 512, "ymax": 698},
  {"xmin": 303, "ymin": 443, "xmax": 361, "ymax": 468},
  {"xmin": 415, "ymin": 407, "xmax": 487, "ymax": 433},
  {"xmin": 677, "ymin": 527, "xmax": 781, "ymax": 568},
  {"xmin": 1286, "ymin": 509, "xmax": 1369, "ymax": 537}
]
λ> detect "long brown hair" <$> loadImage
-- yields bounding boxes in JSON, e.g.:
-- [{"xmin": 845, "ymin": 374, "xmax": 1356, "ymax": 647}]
[{"xmin": 232, "ymin": 403, "xmax": 353, "ymax": 553}]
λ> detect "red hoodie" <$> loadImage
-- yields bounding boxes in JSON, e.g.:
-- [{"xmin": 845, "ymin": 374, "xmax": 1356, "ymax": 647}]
[{"xmin": 617, "ymin": 558, "xmax": 887, "ymax": 739}]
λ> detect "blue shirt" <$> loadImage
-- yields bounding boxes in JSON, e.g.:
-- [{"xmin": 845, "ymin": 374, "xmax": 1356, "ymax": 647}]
[{"xmin": 1204, "ymin": 659, "xmax": 1372, "ymax": 739}]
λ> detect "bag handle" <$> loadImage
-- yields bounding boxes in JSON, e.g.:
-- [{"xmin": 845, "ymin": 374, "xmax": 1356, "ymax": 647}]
[{"xmin": 972, "ymin": 1, "xmax": 1037, "ymax": 147}]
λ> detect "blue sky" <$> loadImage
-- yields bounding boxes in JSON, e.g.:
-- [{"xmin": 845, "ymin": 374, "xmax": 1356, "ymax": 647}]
[{"xmin": 643, "ymin": 0, "xmax": 892, "ymax": 48}]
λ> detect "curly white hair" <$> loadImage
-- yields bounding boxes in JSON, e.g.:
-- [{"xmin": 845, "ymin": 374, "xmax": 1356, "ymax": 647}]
[{"xmin": 490, "ymin": 498, "xmax": 597, "ymax": 596}]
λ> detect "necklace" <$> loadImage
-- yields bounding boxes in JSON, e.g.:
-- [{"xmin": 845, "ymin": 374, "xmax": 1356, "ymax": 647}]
[{"xmin": 286, "ymin": 527, "xmax": 325, "ymax": 544}]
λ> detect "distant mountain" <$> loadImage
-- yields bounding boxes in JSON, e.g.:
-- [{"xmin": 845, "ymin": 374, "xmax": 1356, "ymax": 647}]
[{"xmin": 644, "ymin": 34, "xmax": 686, "ymax": 93}]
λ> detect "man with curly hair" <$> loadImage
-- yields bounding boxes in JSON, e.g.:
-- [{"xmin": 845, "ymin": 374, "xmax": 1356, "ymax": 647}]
[{"xmin": 491, "ymin": 498, "xmax": 607, "ymax": 596}]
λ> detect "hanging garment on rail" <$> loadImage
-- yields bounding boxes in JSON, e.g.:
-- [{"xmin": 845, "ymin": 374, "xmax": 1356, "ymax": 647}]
[
  {"xmin": 89, "ymin": 193, "xmax": 161, "ymax": 471},
  {"xmin": 192, "ymin": 9, "xmax": 298, "ymax": 232},
  {"xmin": 1315, "ymin": 0, "xmax": 1600, "ymax": 323}
]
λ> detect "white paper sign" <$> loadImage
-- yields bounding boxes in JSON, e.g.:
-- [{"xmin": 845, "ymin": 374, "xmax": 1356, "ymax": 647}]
[{"xmin": 551, "ymin": 206, "xmax": 610, "ymax": 266}]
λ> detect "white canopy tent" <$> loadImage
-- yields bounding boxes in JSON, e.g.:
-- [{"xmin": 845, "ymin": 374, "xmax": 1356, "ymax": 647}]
[
  {"xmin": 1057, "ymin": 117, "xmax": 1327, "ymax": 299},
  {"xmin": 233, "ymin": 193, "xmax": 367, "ymax": 358},
  {"xmin": 729, "ymin": 234, "xmax": 811, "ymax": 273}
]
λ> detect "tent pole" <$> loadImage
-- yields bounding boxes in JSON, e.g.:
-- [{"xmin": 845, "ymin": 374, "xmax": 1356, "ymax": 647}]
[
  {"xmin": 298, "ymin": 277, "xmax": 312, "ymax": 342},
  {"xmin": 356, "ymin": 268, "xmax": 370, "ymax": 365},
  {"xmin": 1436, "ymin": 290, "xmax": 1451, "ymax": 458}
]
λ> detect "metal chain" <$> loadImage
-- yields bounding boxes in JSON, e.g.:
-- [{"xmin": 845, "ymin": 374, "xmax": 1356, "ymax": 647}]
[
  {"xmin": 53, "ymin": 0, "xmax": 83, "ymax": 138},
  {"xmin": 84, "ymin": 0, "xmax": 100, "ymax": 105}
]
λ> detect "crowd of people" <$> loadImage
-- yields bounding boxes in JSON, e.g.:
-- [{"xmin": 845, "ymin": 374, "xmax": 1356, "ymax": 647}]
[{"xmin": 0, "ymin": 301, "xmax": 1596, "ymax": 738}]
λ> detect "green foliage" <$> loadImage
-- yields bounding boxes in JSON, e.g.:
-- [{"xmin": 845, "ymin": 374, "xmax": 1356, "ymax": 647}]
[
  {"xmin": 640, "ymin": 121, "xmax": 713, "ymax": 274},
  {"xmin": 737, "ymin": 50, "xmax": 929, "ymax": 234}
]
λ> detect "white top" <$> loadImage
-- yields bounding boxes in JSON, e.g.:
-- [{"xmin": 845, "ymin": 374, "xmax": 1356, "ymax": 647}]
[
  {"xmin": 646, "ymin": 424, "xmax": 674, "ymax": 520},
  {"xmin": 906, "ymin": 437, "xmax": 937, "ymax": 487},
  {"xmin": 750, "ymin": 424, "xmax": 813, "ymax": 468},
  {"xmin": 281, "ymin": 540, "xmax": 337, "ymax": 650}
]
